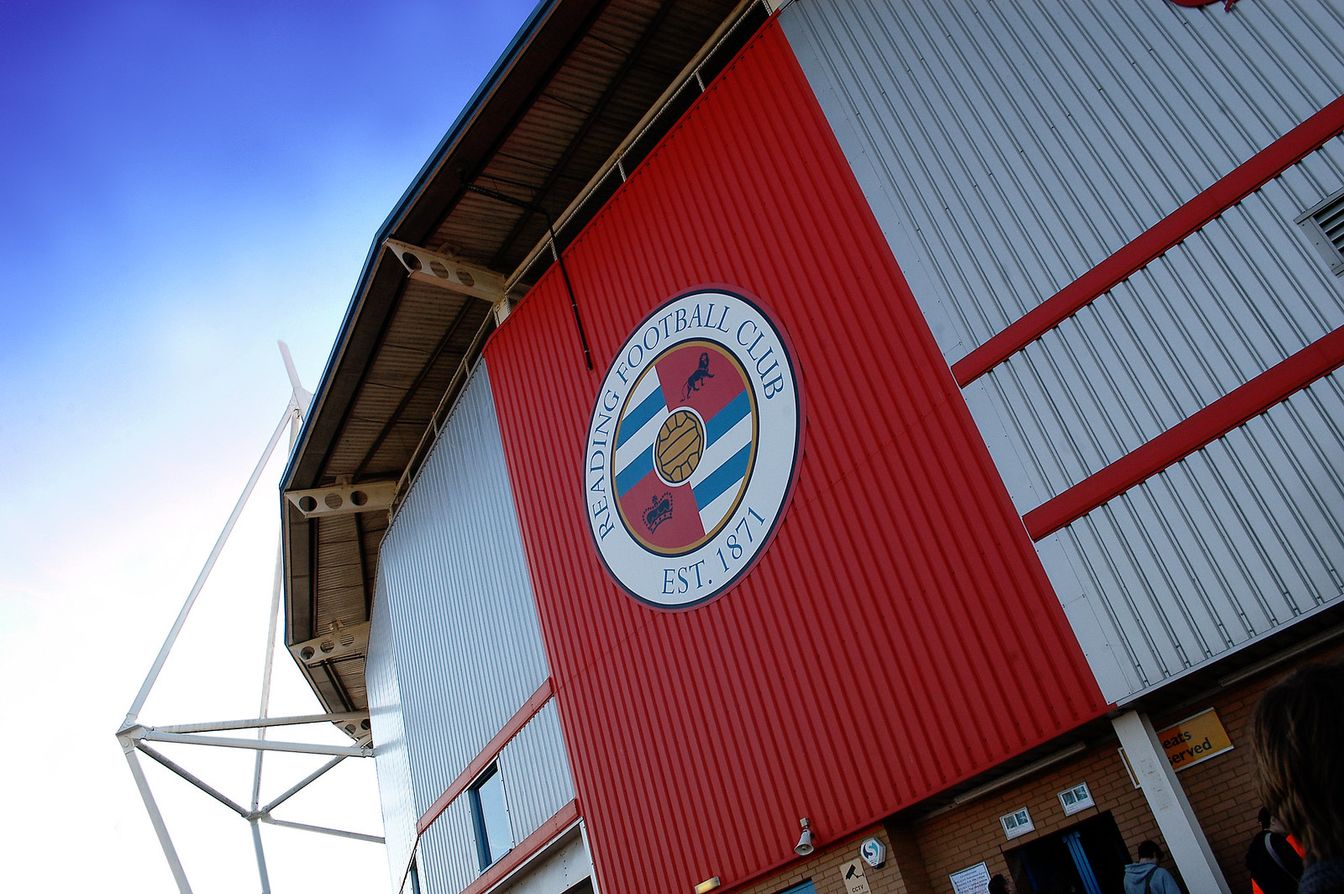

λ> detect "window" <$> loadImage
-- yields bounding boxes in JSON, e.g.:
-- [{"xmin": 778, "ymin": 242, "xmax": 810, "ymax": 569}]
[
  {"xmin": 1058, "ymin": 782, "xmax": 1095, "ymax": 816},
  {"xmin": 469, "ymin": 763, "xmax": 515, "ymax": 870},
  {"xmin": 408, "ymin": 857, "xmax": 422, "ymax": 894},
  {"xmin": 1000, "ymin": 807, "xmax": 1035, "ymax": 840}
]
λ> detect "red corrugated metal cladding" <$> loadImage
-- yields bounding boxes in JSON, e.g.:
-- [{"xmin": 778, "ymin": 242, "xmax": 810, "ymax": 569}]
[{"xmin": 483, "ymin": 20, "xmax": 1107, "ymax": 894}]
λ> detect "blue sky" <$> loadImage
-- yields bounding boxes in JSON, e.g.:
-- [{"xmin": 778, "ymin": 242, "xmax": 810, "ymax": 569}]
[{"xmin": 0, "ymin": 1, "xmax": 535, "ymax": 889}]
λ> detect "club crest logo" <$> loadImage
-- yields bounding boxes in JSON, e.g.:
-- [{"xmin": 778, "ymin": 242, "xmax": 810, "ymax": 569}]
[{"xmin": 584, "ymin": 289, "xmax": 801, "ymax": 608}]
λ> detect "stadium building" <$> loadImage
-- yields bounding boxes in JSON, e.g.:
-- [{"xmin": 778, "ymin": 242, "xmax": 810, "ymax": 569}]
[{"xmin": 276, "ymin": 1, "xmax": 1344, "ymax": 892}]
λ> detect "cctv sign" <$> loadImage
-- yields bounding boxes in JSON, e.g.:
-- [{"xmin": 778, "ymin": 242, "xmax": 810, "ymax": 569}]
[{"xmin": 839, "ymin": 860, "xmax": 873, "ymax": 894}]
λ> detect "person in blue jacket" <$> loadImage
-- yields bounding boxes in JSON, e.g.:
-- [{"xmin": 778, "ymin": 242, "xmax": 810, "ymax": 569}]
[{"xmin": 1124, "ymin": 841, "xmax": 1181, "ymax": 894}]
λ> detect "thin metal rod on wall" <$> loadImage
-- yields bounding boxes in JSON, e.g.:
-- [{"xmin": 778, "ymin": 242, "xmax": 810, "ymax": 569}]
[{"xmin": 466, "ymin": 184, "xmax": 594, "ymax": 370}]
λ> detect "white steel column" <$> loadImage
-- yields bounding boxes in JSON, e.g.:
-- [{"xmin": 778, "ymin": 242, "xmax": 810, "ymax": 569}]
[
  {"xmin": 247, "ymin": 371, "xmax": 305, "ymax": 894},
  {"xmin": 123, "ymin": 745, "xmax": 193, "ymax": 893},
  {"xmin": 123, "ymin": 399, "xmax": 296, "ymax": 727},
  {"xmin": 1112, "ymin": 711, "xmax": 1230, "ymax": 894},
  {"xmin": 250, "ymin": 820, "xmax": 272, "ymax": 894},
  {"xmin": 117, "ymin": 344, "xmax": 384, "ymax": 893}
]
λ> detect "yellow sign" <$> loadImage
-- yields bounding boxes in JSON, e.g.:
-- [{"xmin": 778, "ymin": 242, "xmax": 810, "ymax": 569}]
[{"xmin": 1159, "ymin": 708, "xmax": 1233, "ymax": 771}]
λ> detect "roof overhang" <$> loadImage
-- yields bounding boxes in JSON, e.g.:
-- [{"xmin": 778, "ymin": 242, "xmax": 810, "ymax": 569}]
[{"xmin": 279, "ymin": 0, "xmax": 768, "ymax": 729}]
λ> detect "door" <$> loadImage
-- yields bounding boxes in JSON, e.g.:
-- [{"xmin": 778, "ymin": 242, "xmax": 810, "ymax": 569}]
[{"xmin": 1007, "ymin": 812, "xmax": 1130, "ymax": 894}]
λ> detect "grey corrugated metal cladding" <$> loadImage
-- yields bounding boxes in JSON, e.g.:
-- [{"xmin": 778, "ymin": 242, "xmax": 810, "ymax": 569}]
[
  {"xmin": 366, "ymin": 364, "xmax": 573, "ymax": 892},
  {"xmin": 782, "ymin": 0, "xmax": 1344, "ymax": 702}
]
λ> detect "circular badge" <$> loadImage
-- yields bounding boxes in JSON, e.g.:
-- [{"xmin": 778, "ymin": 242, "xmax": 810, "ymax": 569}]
[{"xmin": 583, "ymin": 289, "xmax": 800, "ymax": 608}]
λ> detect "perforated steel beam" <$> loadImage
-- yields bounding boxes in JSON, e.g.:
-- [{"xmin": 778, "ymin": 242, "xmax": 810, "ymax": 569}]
[
  {"xmin": 284, "ymin": 480, "xmax": 396, "ymax": 519},
  {"xmin": 385, "ymin": 238, "xmax": 504, "ymax": 303},
  {"xmin": 289, "ymin": 622, "xmax": 371, "ymax": 676}
]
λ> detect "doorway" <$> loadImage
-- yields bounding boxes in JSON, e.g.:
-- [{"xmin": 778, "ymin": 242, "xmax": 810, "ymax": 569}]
[{"xmin": 1005, "ymin": 812, "xmax": 1131, "ymax": 894}]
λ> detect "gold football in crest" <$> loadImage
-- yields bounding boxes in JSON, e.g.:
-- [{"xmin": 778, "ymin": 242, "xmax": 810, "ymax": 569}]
[{"xmin": 655, "ymin": 409, "xmax": 705, "ymax": 484}]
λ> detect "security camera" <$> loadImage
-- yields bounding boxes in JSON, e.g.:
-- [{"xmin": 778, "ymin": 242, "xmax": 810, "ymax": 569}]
[{"xmin": 795, "ymin": 817, "xmax": 814, "ymax": 856}]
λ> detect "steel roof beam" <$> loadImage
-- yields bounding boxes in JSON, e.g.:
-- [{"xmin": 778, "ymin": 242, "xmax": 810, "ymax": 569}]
[
  {"xmin": 257, "ymin": 815, "xmax": 384, "ymax": 845},
  {"xmin": 289, "ymin": 621, "xmax": 370, "ymax": 669},
  {"xmin": 137, "ymin": 743, "xmax": 251, "ymax": 818},
  {"xmin": 284, "ymin": 480, "xmax": 396, "ymax": 519},
  {"xmin": 139, "ymin": 730, "xmax": 372, "ymax": 758},
  {"xmin": 488, "ymin": 0, "xmax": 677, "ymax": 271},
  {"xmin": 384, "ymin": 239, "xmax": 504, "ymax": 303},
  {"xmin": 260, "ymin": 755, "xmax": 347, "ymax": 814},
  {"xmin": 152, "ymin": 711, "xmax": 368, "ymax": 735}
]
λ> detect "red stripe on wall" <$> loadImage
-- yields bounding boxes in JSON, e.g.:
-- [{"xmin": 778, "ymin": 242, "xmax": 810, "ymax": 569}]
[
  {"xmin": 951, "ymin": 94, "xmax": 1344, "ymax": 387},
  {"xmin": 416, "ymin": 678, "xmax": 554, "ymax": 834},
  {"xmin": 459, "ymin": 800, "xmax": 581, "ymax": 894},
  {"xmin": 1024, "ymin": 325, "xmax": 1344, "ymax": 540}
]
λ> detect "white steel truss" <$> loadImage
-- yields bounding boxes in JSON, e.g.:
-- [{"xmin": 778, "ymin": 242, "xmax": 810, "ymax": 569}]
[{"xmin": 116, "ymin": 343, "xmax": 382, "ymax": 894}]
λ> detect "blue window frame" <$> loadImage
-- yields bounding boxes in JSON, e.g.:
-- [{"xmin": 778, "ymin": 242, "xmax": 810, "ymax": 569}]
[
  {"xmin": 777, "ymin": 883, "xmax": 816, "ymax": 894},
  {"xmin": 468, "ymin": 763, "xmax": 515, "ymax": 871}
]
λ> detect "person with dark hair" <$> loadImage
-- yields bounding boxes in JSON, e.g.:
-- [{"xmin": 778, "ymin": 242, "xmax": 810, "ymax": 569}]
[
  {"xmin": 1252, "ymin": 660, "xmax": 1344, "ymax": 894},
  {"xmin": 987, "ymin": 874, "xmax": 1010, "ymax": 894},
  {"xmin": 1247, "ymin": 807, "xmax": 1303, "ymax": 894},
  {"xmin": 1123, "ymin": 840, "xmax": 1180, "ymax": 894}
]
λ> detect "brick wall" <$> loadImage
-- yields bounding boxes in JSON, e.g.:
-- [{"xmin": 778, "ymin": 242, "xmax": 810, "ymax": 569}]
[
  {"xmin": 727, "ymin": 639, "xmax": 1343, "ymax": 894},
  {"xmin": 732, "ymin": 826, "xmax": 911, "ymax": 894},
  {"xmin": 1161, "ymin": 639, "xmax": 1344, "ymax": 894},
  {"xmin": 914, "ymin": 744, "xmax": 1162, "ymax": 892}
]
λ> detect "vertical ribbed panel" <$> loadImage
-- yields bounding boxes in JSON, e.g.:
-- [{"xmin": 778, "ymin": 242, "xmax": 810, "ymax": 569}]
[
  {"xmin": 379, "ymin": 364, "xmax": 551, "ymax": 810},
  {"xmin": 782, "ymin": 0, "xmax": 1344, "ymax": 359},
  {"xmin": 419, "ymin": 797, "xmax": 478, "ymax": 894},
  {"xmin": 375, "ymin": 364, "xmax": 574, "ymax": 889},
  {"xmin": 414, "ymin": 701, "xmax": 574, "ymax": 894},
  {"xmin": 1042, "ymin": 370, "xmax": 1344, "ymax": 699},
  {"xmin": 367, "ymin": 585, "xmax": 418, "ymax": 892},
  {"xmin": 782, "ymin": 0, "xmax": 1344, "ymax": 705},
  {"xmin": 483, "ymin": 22, "xmax": 1106, "ymax": 894},
  {"xmin": 970, "ymin": 142, "xmax": 1344, "ymax": 507},
  {"xmin": 499, "ymin": 701, "xmax": 574, "ymax": 838}
]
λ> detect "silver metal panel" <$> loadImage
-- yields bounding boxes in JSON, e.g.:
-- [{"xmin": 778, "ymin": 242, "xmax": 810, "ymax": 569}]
[
  {"xmin": 783, "ymin": 0, "xmax": 1344, "ymax": 702},
  {"xmin": 1041, "ymin": 371, "xmax": 1344, "ymax": 701},
  {"xmin": 498, "ymin": 700, "xmax": 575, "ymax": 839},
  {"xmin": 969, "ymin": 142, "xmax": 1344, "ymax": 506},
  {"xmin": 419, "ymin": 797, "xmax": 479, "ymax": 894},
  {"xmin": 499, "ymin": 832, "xmax": 592, "ymax": 894},
  {"xmin": 417, "ymin": 702, "xmax": 576, "ymax": 893},
  {"xmin": 378, "ymin": 362, "xmax": 552, "ymax": 813},
  {"xmin": 373, "ymin": 362, "xmax": 576, "ymax": 888},
  {"xmin": 367, "ymin": 585, "xmax": 419, "ymax": 892},
  {"xmin": 782, "ymin": 0, "xmax": 1344, "ymax": 360}
]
